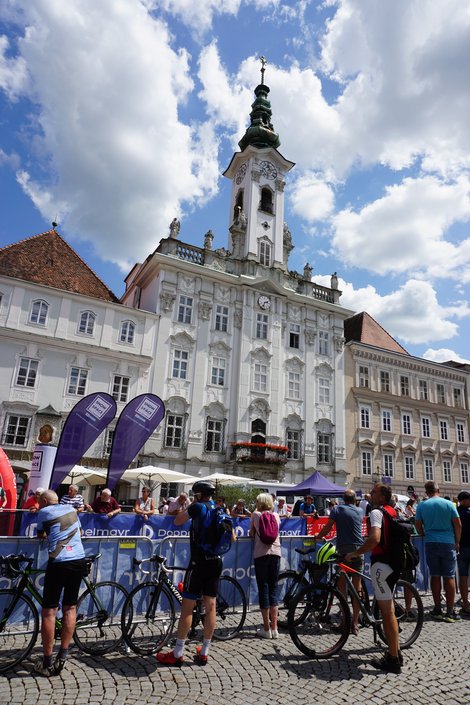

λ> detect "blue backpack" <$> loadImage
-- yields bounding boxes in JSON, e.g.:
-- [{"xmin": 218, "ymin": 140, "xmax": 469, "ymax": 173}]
[{"xmin": 197, "ymin": 505, "xmax": 234, "ymax": 557}]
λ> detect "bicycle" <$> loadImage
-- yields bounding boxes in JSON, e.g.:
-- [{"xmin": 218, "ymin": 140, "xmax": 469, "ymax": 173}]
[
  {"xmin": 0, "ymin": 552, "xmax": 128, "ymax": 672},
  {"xmin": 276, "ymin": 543, "xmax": 370, "ymax": 628},
  {"xmin": 287, "ymin": 552, "xmax": 424, "ymax": 659},
  {"xmin": 121, "ymin": 553, "xmax": 247, "ymax": 655}
]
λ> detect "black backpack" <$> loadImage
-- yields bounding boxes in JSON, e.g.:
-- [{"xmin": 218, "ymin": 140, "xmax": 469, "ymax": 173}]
[{"xmin": 379, "ymin": 507, "xmax": 419, "ymax": 572}]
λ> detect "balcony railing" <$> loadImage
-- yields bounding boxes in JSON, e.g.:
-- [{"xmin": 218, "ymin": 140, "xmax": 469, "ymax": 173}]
[{"xmin": 231, "ymin": 441, "xmax": 288, "ymax": 465}]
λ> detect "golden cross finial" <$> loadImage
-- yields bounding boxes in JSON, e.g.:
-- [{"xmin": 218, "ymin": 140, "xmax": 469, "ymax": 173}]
[{"xmin": 260, "ymin": 55, "xmax": 267, "ymax": 84}]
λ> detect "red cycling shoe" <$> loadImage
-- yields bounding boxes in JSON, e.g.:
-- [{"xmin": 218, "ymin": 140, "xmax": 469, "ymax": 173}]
[
  {"xmin": 156, "ymin": 650, "xmax": 184, "ymax": 666},
  {"xmin": 195, "ymin": 646, "xmax": 208, "ymax": 665}
]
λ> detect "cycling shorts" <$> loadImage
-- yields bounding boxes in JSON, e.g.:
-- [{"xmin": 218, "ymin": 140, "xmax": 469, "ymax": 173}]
[
  {"xmin": 42, "ymin": 558, "xmax": 87, "ymax": 609},
  {"xmin": 182, "ymin": 556, "xmax": 223, "ymax": 600},
  {"xmin": 370, "ymin": 561, "xmax": 400, "ymax": 601}
]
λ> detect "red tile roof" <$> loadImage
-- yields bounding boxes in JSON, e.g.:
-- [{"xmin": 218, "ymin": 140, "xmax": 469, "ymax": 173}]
[
  {"xmin": 0, "ymin": 229, "xmax": 119, "ymax": 302},
  {"xmin": 344, "ymin": 312, "xmax": 409, "ymax": 355}
]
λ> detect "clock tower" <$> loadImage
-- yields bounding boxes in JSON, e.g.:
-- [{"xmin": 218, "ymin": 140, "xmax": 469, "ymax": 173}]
[{"xmin": 223, "ymin": 62, "xmax": 295, "ymax": 269}]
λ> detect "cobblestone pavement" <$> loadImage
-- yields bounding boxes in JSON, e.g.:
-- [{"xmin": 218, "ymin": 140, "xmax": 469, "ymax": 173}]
[{"xmin": 1, "ymin": 596, "xmax": 469, "ymax": 705}]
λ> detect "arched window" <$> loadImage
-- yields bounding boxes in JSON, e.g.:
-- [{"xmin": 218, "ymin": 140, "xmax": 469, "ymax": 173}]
[
  {"xmin": 119, "ymin": 320, "xmax": 135, "ymax": 344},
  {"xmin": 251, "ymin": 418, "xmax": 266, "ymax": 458},
  {"xmin": 78, "ymin": 310, "xmax": 96, "ymax": 335},
  {"xmin": 29, "ymin": 299, "xmax": 49, "ymax": 325},
  {"xmin": 260, "ymin": 187, "xmax": 273, "ymax": 214},
  {"xmin": 233, "ymin": 189, "xmax": 244, "ymax": 221}
]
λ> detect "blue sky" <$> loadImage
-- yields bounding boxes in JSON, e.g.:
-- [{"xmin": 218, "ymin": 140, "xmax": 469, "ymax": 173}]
[{"xmin": 1, "ymin": 0, "xmax": 470, "ymax": 362}]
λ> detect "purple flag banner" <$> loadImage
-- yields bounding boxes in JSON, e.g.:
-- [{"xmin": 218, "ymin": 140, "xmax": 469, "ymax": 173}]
[
  {"xmin": 50, "ymin": 393, "xmax": 117, "ymax": 491},
  {"xmin": 106, "ymin": 394, "xmax": 165, "ymax": 490}
]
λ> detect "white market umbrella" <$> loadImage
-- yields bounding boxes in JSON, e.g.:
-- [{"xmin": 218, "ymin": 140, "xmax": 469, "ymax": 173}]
[
  {"xmin": 64, "ymin": 466, "xmax": 107, "ymax": 486},
  {"xmin": 121, "ymin": 466, "xmax": 198, "ymax": 490},
  {"xmin": 198, "ymin": 472, "xmax": 256, "ymax": 488}
]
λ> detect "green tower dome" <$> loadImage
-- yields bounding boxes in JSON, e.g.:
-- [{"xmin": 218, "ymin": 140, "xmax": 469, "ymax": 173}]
[{"xmin": 238, "ymin": 80, "xmax": 280, "ymax": 152}]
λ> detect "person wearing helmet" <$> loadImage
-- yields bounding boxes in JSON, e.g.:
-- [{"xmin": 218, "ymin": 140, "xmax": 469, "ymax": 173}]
[
  {"xmin": 156, "ymin": 480, "xmax": 222, "ymax": 667},
  {"xmin": 313, "ymin": 489, "xmax": 364, "ymax": 635}
]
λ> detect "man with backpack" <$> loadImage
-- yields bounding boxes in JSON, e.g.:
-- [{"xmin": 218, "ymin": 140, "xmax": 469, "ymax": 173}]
[
  {"xmin": 156, "ymin": 480, "xmax": 233, "ymax": 666},
  {"xmin": 345, "ymin": 483, "xmax": 404, "ymax": 673}
]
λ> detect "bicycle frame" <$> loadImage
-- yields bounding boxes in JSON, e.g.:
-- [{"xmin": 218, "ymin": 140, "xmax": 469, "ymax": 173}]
[{"xmin": 329, "ymin": 561, "xmax": 382, "ymax": 640}]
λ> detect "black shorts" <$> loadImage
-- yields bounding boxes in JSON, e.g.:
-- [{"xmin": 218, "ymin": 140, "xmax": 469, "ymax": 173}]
[
  {"xmin": 42, "ymin": 558, "xmax": 87, "ymax": 609},
  {"xmin": 183, "ymin": 556, "xmax": 223, "ymax": 600}
]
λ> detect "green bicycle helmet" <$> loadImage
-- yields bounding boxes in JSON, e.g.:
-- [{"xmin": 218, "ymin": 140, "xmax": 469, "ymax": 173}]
[{"xmin": 316, "ymin": 541, "xmax": 336, "ymax": 565}]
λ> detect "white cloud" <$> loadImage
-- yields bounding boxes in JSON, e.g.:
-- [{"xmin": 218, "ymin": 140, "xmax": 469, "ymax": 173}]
[
  {"xmin": 422, "ymin": 348, "xmax": 470, "ymax": 365},
  {"xmin": 331, "ymin": 176, "xmax": 470, "ymax": 277},
  {"xmin": 289, "ymin": 172, "xmax": 335, "ymax": 222},
  {"xmin": 0, "ymin": 34, "xmax": 29, "ymax": 99},
  {"xmin": 314, "ymin": 274, "xmax": 470, "ymax": 345}
]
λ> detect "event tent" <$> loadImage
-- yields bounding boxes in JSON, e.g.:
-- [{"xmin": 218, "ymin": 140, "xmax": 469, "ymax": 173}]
[{"xmin": 276, "ymin": 471, "xmax": 345, "ymax": 497}]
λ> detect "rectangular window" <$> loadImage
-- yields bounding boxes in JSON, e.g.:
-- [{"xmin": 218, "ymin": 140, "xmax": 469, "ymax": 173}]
[
  {"xmin": 172, "ymin": 349, "xmax": 188, "ymax": 379},
  {"xmin": 419, "ymin": 380, "xmax": 428, "ymax": 401},
  {"xmin": 359, "ymin": 366, "xmax": 369, "ymax": 388},
  {"xmin": 256, "ymin": 313, "xmax": 268, "ymax": 339},
  {"xmin": 424, "ymin": 457, "xmax": 434, "ymax": 481},
  {"xmin": 104, "ymin": 429, "xmax": 114, "ymax": 455},
  {"xmin": 454, "ymin": 388, "xmax": 462, "ymax": 407},
  {"xmin": 215, "ymin": 305, "xmax": 229, "ymax": 332},
  {"xmin": 361, "ymin": 450, "xmax": 372, "ymax": 475},
  {"xmin": 30, "ymin": 300, "xmax": 48, "ymax": 325},
  {"xmin": 211, "ymin": 357, "xmax": 226, "ymax": 386},
  {"xmin": 382, "ymin": 409, "xmax": 392, "ymax": 432},
  {"xmin": 318, "ymin": 377, "xmax": 330, "ymax": 404},
  {"xmin": 259, "ymin": 240, "xmax": 271, "ymax": 266},
  {"xmin": 165, "ymin": 414, "xmax": 184, "ymax": 448},
  {"xmin": 404, "ymin": 455, "xmax": 415, "ymax": 480},
  {"xmin": 318, "ymin": 331, "xmax": 329, "ymax": 355},
  {"xmin": 289, "ymin": 323, "xmax": 300, "ymax": 349},
  {"xmin": 421, "ymin": 417, "xmax": 431, "ymax": 438},
  {"xmin": 177, "ymin": 295, "xmax": 193, "ymax": 324},
  {"xmin": 205, "ymin": 419, "xmax": 223, "ymax": 452},
  {"xmin": 457, "ymin": 422, "xmax": 466, "ymax": 443},
  {"xmin": 402, "ymin": 413, "xmax": 412, "ymax": 435},
  {"xmin": 3, "ymin": 414, "xmax": 30, "ymax": 446},
  {"xmin": 16, "ymin": 358, "xmax": 39, "ymax": 388},
  {"xmin": 288, "ymin": 371, "xmax": 300, "ymax": 399},
  {"xmin": 380, "ymin": 370, "xmax": 390, "ymax": 393},
  {"xmin": 67, "ymin": 367, "xmax": 88, "ymax": 396},
  {"xmin": 253, "ymin": 363, "xmax": 268, "ymax": 392},
  {"xmin": 442, "ymin": 459, "xmax": 452, "ymax": 483},
  {"xmin": 436, "ymin": 383, "xmax": 445, "ymax": 404},
  {"xmin": 112, "ymin": 375, "xmax": 130, "ymax": 403},
  {"xmin": 400, "ymin": 375, "xmax": 410, "ymax": 396},
  {"xmin": 383, "ymin": 453, "xmax": 394, "ymax": 477},
  {"xmin": 317, "ymin": 433, "xmax": 331, "ymax": 463},
  {"xmin": 287, "ymin": 429, "xmax": 301, "ymax": 460},
  {"xmin": 439, "ymin": 419, "xmax": 448, "ymax": 441},
  {"xmin": 360, "ymin": 406, "xmax": 370, "ymax": 429},
  {"xmin": 461, "ymin": 462, "xmax": 469, "ymax": 484}
]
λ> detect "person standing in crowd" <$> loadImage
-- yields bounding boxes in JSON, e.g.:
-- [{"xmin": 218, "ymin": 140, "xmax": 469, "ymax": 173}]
[
  {"xmin": 290, "ymin": 496, "xmax": 305, "ymax": 517},
  {"xmin": 157, "ymin": 481, "xmax": 226, "ymax": 666},
  {"xmin": 134, "ymin": 486, "xmax": 155, "ymax": 520},
  {"xmin": 415, "ymin": 481, "xmax": 461, "ymax": 622},
  {"xmin": 249, "ymin": 493, "xmax": 281, "ymax": 639},
  {"xmin": 456, "ymin": 490, "xmax": 470, "ymax": 616},
  {"xmin": 23, "ymin": 487, "xmax": 45, "ymax": 512},
  {"xmin": 231, "ymin": 499, "xmax": 251, "ymax": 518},
  {"xmin": 275, "ymin": 498, "xmax": 289, "ymax": 517},
  {"xmin": 405, "ymin": 498, "xmax": 416, "ymax": 519},
  {"xmin": 299, "ymin": 495, "xmax": 318, "ymax": 518},
  {"xmin": 346, "ymin": 483, "xmax": 403, "ymax": 673},
  {"xmin": 91, "ymin": 488, "xmax": 121, "ymax": 518},
  {"xmin": 167, "ymin": 492, "xmax": 190, "ymax": 516},
  {"xmin": 359, "ymin": 493, "xmax": 372, "ymax": 516},
  {"xmin": 215, "ymin": 496, "xmax": 228, "ymax": 513},
  {"xmin": 60, "ymin": 484, "xmax": 86, "ymax": 513},
  {"xmin": 34, "ymin": 490, "xmax": 86, "ymax": 676},
  {"xmin": 314, "ymin": 489, "xmax": 364, "ymax": 635}
]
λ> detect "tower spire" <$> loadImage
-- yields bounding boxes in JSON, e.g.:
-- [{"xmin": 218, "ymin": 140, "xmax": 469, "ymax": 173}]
[{"xmin": 238, "ymin": 56, "xmax": 280, "ymax": 152}]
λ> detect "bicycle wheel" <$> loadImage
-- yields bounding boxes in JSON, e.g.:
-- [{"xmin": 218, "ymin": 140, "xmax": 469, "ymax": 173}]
[
  {"xmin": 358, "ymin": 576, "xmax": 371, "ymax": 627},
  {"xmin": 288, "ymin": 583, "xmax": 351, "ymax": 659},
  {"xmin": 276, "ymin": 571, "xmax": 309, "ymax": 629},
  {"xmin": 121, "ymin": 582, "xmax": 176, "ymax": 655},
  {"xmin": 0, "ymin": 589, "xmax": 39, "ymax": 673},
  {"xmin": 73, "ymin": 581, "xmax": 128, "ymax": 655},
  {"xmin": 373, "ymin": 579, "xmax": 424, "ymax": 649},
  {"xmin": 212, "ymin": 576, "xmax": 247, "ymax": 640}
]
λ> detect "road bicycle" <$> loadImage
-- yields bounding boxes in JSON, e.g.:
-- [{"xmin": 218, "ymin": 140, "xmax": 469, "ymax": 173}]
[
  {"xmin": 0, "ymin": 552, "xmax": 128, "ymax": 672},
  {"xmin": 276, "ymin": 543, "xmax": 370, "ymax": 628},
  {"xmin": 121, "ymin": 553, "xmax": 247, "ymax": 655},
  {"xmin": 287, "ymin": 552, "xmax": 424, "ymax": 659}
]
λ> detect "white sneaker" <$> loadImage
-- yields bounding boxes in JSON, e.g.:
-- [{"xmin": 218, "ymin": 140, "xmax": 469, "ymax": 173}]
[
  {"xmin": 256, "ymin": 628, "xmax": 272, "ymax": 639},
  {"xmin": 271, "ymin": 629, "xmax": 279, "ymax": 639}
]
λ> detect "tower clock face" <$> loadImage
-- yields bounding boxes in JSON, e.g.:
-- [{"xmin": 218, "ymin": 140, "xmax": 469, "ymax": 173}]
[
  {"xmin": 258, "ymin": 295, "xmax": 271, "ymax": 310},
  {"xmin": 259, "ymin": 160, "xmax": 277, "ymax": 180},
  {"xmin": 235, "ymin": 163, "xmax": 247, "ymax": 184}
]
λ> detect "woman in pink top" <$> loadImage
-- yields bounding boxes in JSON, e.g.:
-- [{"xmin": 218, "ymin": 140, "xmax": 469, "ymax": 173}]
[{"xmin": 249, "ymin": 493, "xmax": 281, "ymax": 639}]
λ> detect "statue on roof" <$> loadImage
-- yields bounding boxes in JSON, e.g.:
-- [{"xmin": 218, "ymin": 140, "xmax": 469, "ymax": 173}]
[{"xmin": 169, "ymin": 218, "xmax": 180, "ymax": 239}]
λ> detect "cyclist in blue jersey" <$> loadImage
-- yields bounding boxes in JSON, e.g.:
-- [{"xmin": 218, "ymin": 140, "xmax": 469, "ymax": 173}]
[{"xmin": 34, "ymin": 490, "xmax": 86, "ymax": 677}]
